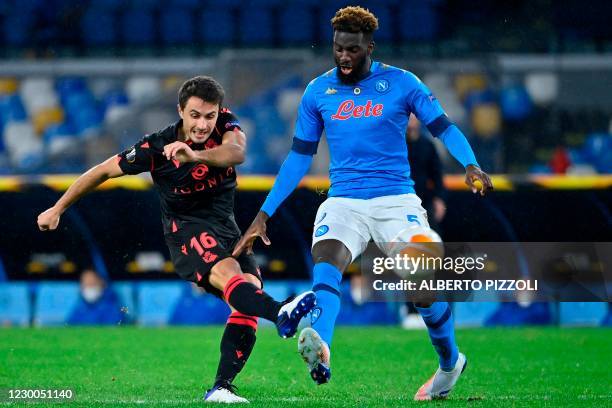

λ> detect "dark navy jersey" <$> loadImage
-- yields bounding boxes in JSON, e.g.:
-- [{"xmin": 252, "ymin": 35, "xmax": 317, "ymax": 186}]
[{"xmin": 117, "ymin": 108, "xmax": 241, "ymax": 234}]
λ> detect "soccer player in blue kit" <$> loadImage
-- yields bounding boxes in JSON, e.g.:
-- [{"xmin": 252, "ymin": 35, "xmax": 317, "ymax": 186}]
[{"xmin": 234, "ymin": 6, "xmax": 493, "ymax": 400}]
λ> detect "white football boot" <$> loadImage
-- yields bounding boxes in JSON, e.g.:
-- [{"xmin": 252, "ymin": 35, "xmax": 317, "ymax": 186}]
[
  {"xmin": 298, "ymin": 327, "xmax": 331, "ymax": 384},
  {"xmin": 204, "ymin": 384, "xmax": 249, "ymax": 404},
  {"xmin": 414, "ymin": 352, "xmax": 467, "ymax": 400}
]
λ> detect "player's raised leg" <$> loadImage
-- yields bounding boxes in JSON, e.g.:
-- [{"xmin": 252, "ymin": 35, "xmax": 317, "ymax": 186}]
[
  {"xmin": 210, "ymin": 258, "xmax": 316, "ymax": 338},
  {"xmin": 414, "ymin": 302, "xmax": 467, "ymax": 400}
]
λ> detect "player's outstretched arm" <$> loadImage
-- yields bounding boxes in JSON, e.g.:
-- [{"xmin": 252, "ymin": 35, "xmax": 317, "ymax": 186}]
[
  {"xmin": 164, "ymin": 128, "xmax": 246, "ymax": 167},
  {"xmin": 232, "ymin": 150, "xmax": 313, "ymax": 256},
  {"xmin": 436, "ymin": 125, "xmax": 493, "ymax": 196},
  {"xmin": 37, "ymin": 156, "xmax": 125, "ymax": 231}
]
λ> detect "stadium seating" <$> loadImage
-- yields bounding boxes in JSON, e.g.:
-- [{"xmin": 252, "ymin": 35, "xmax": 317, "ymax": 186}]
[
  {"xmin": 160, "ymin": 10, "xmax": 195, "ymax": 46},
  {"xmin": 0, "ymin": 282, "xmax": 30, "ymax": 326},
  {"xmin": 169, "ymin": 285, "xmax": 230, "ymax": 325},
  {"xmin": 112, "ymin": 282, "xmax": 136, "ymax": 324},
  {"xmin": 278, "ymin": 4, "xmax": 316, "ymax": 46},
  {"xmin": 238, "ymin": 6, "xmax": 275, "ymax": 46},
  {"xmin": 125, "ymin": 76, "xmax": 162, "ymax": 106},
  {"xmin": 199, "ymin": 7, "xmax": 235, "ymax": 46},
  {"xmin": 398, "ymin": 3, "xmax": 439, "ymax": 41},
  {"xmin": 121, "ymin": 9, "xmax": 156, "ymax": 47},
  {"xmin": 33, "ymin": 282, "xmax": 79, "ymax": 326},
  {"xmin": 2, "ymin": 13, "xmax": 34, "ymax": 47},
  {"xmin": 137, "ymin": 282, "xmax": 186, "ymax": 326},
  {"xmin": 559, "ymin": 302, "xmax": 608, "ymax": 326},
  {"xmin": 81, "ymin": 8, "xmax": 117, "ymax": 47},
  {"xmin": 1, "ymin": 279, "xmax": 610, "ymax": 327},
  {"xmin": 453, "ymin": 302, "xmax": 499, "ymax": 327}
]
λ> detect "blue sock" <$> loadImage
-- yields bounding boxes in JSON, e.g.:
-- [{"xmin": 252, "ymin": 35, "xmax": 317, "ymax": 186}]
[
  {"xmin": 310, "ymin": 262, "xmax": 342, "ymax": 347},
  {"xmin": 416, "ymin": 302, "xmax": 459, "ymax": 371}
]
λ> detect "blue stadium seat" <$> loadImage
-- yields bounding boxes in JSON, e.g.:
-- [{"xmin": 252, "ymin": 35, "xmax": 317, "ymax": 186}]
[
  {"xmin": 73, "ymin": 107, "xmax": 103, "ymax": 135},
  {"xmin": 93, "ymin": 0, "xmax": 124, "ymax": 11},
  {"xmin": 170, "ymin": 285, "xmax": 230, "ymax": 325},
  {"xmin": 485, "ymin": 302, "xmax": 551, "ymax": 326},
  {"xmin": 463, "ymin": 89, "xmax": 497, "ymax": 111},
  {"xmin": 398, "ymin": 5, "xmax": 439, "ymax": 41},
  {"xmin": 453, "ymin": 302, "xmax": 499, "ymax": 327},
  {"xmin": 278, "ymin": 4, "xmax": 316, "ymax": 46},
  {"xmin": 81, "ymin": 8, "xmax": 117, "ymax": 47},
  {"xmin": 112, "ymin": 282, "xmax": 135, "ymax": 323},
  {"xmin": 582, "ymin": 133, "xmax": 612, "ymax": 173},
  {"xmin": 121, "ymin": 10, "xmax": 156, "ymax": 46},
  {"xmin": 42, "ymin": 122, "xmax": 76, "ymax": 145},
  {"xmin": 239, "ymin": 6, "xmax": 275, "ymax": 46},
  {"xmin": 318, "ymin": 6, "xmax": 338, "ymax": 43},
  {"xmin": 0, "ymin": 282, "xmax": 30, "ymax": 326},
  {"xmin": 560, "ymin": 302, "xmax": 607, "ymax": 326},
  {"xmin": 33, "ymin": 282, "xmax": 79, "ymax": 326},
  {"xmin": 62, "ymin": 89, "xmax": 95, "ymax": 112},
  {"xmin": 101, "ymin": 89, "xmax": 129, "ymax": 113},
  {"xmin": 3, "ymin": 14, "xmax": 34, "ymax": 47},
  {"xmin": 357, "ymin": 2, "xmax": 394, "ymax": 42},
  {"xmin": 56, "ymin": 77, "xmax": 88, "ymax": 101},
  {"xmin": 0, "ymin": 94, "xmax": 27, "ymax": 125},
  {"xmin": 499, "ymin": 84, "xmax": 533, "ymax": 121},
  {"xmin": 160, "ymin": 10, "xmax": 194, "ymax": 45},
  {"xmin": 128, "ymin": 0, "xmax": 161, "ymax": 10},
  {"xmin": 199, "ymin": 7, "xmax": 235, "ymax": 45},
  {"xmin": 137, "ymin": 282, "xmax": 186, "ymax": 326},
  {"xmin": 168, "ymin": 0, "xmax": 200, "ymax": 9}
]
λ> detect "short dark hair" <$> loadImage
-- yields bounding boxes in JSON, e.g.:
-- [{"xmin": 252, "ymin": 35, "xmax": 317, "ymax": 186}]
[
  {"xmin": 178, "ymin": 76, "xmax": 225, "ymax": 110},
  {"xmin": 331, "ymin": 6, "xmax": 379, "ymax": 40}
]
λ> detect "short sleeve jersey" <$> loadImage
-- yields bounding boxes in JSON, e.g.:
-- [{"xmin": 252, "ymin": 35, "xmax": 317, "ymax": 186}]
[{"xmin": 117, "ymin": 108, "xmax": 241, "ymax": 233}]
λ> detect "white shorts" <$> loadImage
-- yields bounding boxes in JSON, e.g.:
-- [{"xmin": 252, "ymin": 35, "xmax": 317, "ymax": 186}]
[{"xmin": 311, "ymin": 194, "xmax": 431, "ymax": 261}]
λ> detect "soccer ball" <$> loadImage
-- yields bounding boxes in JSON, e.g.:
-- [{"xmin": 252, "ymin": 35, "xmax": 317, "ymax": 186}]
[{"xmin": 387, "ymin": 225, "xmax": 444, "ymax": 279}]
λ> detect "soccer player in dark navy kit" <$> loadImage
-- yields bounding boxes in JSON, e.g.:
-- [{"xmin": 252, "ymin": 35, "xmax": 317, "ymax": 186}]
[{"xmin": 37, "ymin": 76, "xmax": 316, "ymax": 403}]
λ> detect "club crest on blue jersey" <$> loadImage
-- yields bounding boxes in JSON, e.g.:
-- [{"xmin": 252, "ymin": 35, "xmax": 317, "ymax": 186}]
[
  {"xmin": 311, "ymin": 307, "xmax": 322, "ymax": 324},
  {"xmin": 375, "ymin": 79, "xmax": 390, "ymax": 94},
  {"xmin": 315, "ymin": 225, "xmax": 329, "ymax": 237}
]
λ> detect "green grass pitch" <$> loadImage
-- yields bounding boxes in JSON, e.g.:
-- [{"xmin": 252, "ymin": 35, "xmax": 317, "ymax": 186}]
[{"xmin": 1, "ymin": 327, "xmax": 610, "ymax": 407}]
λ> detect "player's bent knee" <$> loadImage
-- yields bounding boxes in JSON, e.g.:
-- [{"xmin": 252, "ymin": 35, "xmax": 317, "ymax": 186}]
[
  {"xmin": 209, "ymin": 257, "xmax": 242, "ymax": 291},
  {"xmin": 243, "ymin": 272, "xmax": 262, "ymax": 289},
  {"xmin": 312, "ymin": 239, "xmax": 352, "ymax": 272}
]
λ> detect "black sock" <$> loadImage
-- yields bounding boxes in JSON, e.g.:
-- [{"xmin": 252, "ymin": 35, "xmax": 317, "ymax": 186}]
[
  {"xmin": 223, "ymin": 276, "xmax": 281, "ymax": 322},
  {"xmin": 214, "ymin": 314, "xmax": 257, "ymax": 387}
]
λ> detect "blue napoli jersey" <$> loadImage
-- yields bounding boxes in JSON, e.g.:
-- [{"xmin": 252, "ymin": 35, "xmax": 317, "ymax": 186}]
[{"xmin": 295, "ymin": 61, "xmax": 446, "ymax": 199}]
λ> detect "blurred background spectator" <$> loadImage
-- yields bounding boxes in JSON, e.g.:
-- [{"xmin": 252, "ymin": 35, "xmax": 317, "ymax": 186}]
[{"xmin": 67, "ymin": 268, "xmax": 124, "ymax": 325}]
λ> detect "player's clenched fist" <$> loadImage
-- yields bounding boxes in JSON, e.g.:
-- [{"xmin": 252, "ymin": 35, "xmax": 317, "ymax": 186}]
[
  {"xmin": 163, "ymin": 141, "xmax": 197, "ymax": 163},
  {"xmin": 37, "ymin": 207, "xmax": 61, "ymax": 231}
]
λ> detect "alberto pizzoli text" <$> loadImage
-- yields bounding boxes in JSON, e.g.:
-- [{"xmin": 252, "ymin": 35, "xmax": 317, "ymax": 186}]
[{"xmin": 372, "ymin": 279, "xmax": 539, "ymax": 292}]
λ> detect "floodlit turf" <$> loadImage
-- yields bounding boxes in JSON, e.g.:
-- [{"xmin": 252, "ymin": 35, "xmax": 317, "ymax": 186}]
[{"xmin": 1, "ymin": 326, "xmax": 610, "ymax": 407}]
